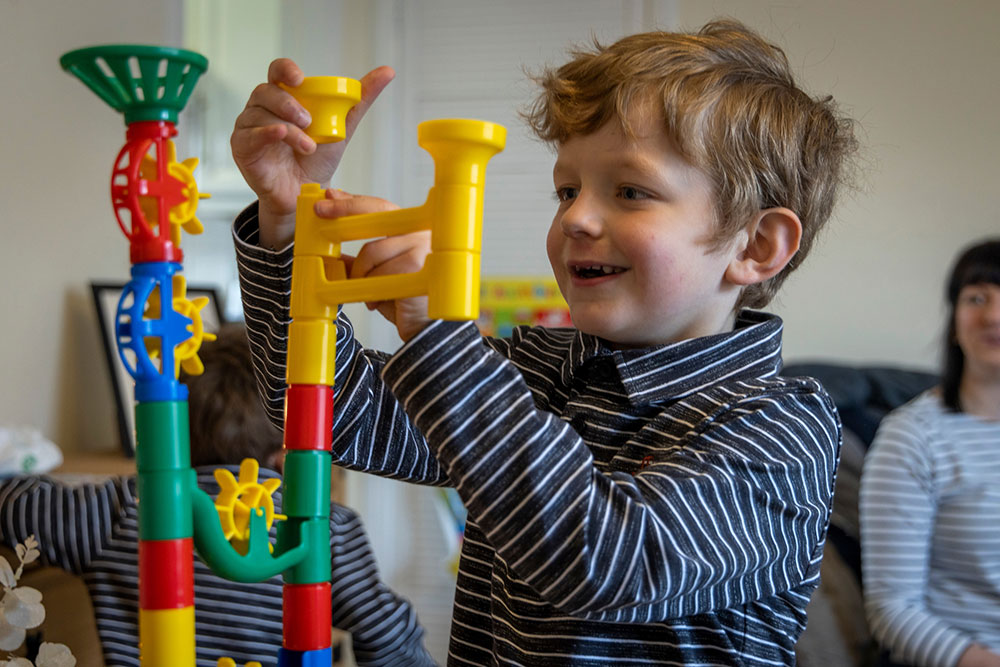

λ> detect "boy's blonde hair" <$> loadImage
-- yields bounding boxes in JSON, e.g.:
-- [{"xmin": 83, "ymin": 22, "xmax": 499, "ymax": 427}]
[{"xmin": 525, "ymin": 19, "xmax": 858, "ymax": 310}]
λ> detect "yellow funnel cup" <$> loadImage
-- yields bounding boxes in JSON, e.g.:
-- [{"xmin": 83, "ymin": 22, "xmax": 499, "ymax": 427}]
[{"xmin": 281, "ymin": 76, "xmax": 361, "ymax": 143}]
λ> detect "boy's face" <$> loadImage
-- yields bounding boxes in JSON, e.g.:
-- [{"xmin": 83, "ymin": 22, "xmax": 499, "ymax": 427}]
[{"xmin": 546, "ymin": 116, "xmax": 742, "ymax": 347}]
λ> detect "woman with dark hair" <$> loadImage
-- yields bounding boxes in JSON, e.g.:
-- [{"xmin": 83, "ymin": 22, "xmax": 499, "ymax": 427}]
[{"xmin": 860, "ymin": 239, "xmax": 1000, "ymax": 667}]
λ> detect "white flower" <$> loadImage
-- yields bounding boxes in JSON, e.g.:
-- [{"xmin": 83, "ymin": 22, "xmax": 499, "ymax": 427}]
[
  {"xmin": 0, "ymin": 614, "xmax": 27, "ymax": 651},
  {"xmin": 0, "ymin": 558, "xmax": 15, "ymax": 589},
  {"xmin": 1, "ymin": 587, "xmax": 45, "ymax": 631},
  {"xmin": 0, "ymin": 585, "xmax": 45, "ymax": 652},
  {"xmin": 0, "ymin": 657, "xmax": 35, "ymax": 667},
  {"xmin": 0, "ymin": 536, "xmax": 74, "ymax": 664},
  {"xmin": 36, "ymin": 642, "xmax": 76, "ymax": 667}
]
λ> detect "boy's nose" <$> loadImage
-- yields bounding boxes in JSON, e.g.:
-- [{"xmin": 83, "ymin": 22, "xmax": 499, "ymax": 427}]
[{"xmin": 559, "ymin": 196, "xmax": 602, "ymax": 237}]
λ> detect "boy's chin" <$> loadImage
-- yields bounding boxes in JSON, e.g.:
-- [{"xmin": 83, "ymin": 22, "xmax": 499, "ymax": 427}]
[{"xmin": 572, "ymin": 317, "xmax": 645, "ymax": 348}]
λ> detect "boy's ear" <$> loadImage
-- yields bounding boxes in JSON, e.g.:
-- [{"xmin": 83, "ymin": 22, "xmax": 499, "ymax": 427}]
[{"xmin": 724, "ymin": 207, "xmax": 802, "ymax": 286}]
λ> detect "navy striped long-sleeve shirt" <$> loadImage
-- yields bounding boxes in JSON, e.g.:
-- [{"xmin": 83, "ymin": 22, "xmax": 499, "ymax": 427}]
[
  {"xmin": 235, "ymin": 206, "xmax": 841, "ymax": 666},
  {"xmin": 0, "ymin": 466, "xmax": 434, "ymax": 667}
]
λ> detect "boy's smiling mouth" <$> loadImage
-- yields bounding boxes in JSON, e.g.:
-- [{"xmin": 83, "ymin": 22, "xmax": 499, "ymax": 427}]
[{"xmin": 571, "ymin": 263, "xmax": 627, "ymax": 280}]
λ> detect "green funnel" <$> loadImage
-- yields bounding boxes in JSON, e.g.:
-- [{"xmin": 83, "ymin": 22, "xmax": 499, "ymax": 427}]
[{"xmin": 60, "ymin": 44, "xmax": 208, "ymax": 125}]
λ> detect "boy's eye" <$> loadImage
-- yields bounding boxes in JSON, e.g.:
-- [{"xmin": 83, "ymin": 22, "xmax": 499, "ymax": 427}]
[
  {"xmin": 618, "ymin": 186, "xmax": 649, "ymax": 201},
  {"xmin": 554, "ymin": 187, "xmax": 578, "ymax": 202}
]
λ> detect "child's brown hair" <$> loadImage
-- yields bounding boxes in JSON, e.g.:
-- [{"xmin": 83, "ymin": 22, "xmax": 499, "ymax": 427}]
[
  {"xmin": 181, "ymin": 323, "xmax": 283, "ymax": 467},
  {"xmin": 525, "ymin": 19, "xmax": 859, "ymax": 310}
]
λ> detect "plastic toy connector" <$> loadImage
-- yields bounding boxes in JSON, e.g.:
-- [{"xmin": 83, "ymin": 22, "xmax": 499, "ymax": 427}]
[{"xmin": 279, "ymin": 76, "xmax": 361, "ymax": 143}]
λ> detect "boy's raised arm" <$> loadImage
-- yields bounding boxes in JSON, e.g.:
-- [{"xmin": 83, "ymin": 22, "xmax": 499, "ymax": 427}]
[{"xmin": 231, "ymin": 59, "xmax": 394, "ymax": 249}]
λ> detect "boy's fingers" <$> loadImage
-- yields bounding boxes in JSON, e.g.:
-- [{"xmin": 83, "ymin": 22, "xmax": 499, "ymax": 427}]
[
  {"xmin": 343, "ymin": 66, "xmax": 396, "ymax": 138},
  {"xmin": 242, "ymin": 85, "xmax": 311, "ymax": 129},
  {"xmin": 231, "ymin": 124, "xmax": 286, "ymax": 154},
  {"xmin": 351, "ymin": 232, "xmax": 431, "ymax": 279},
  {"xmin": 351, "ymin": 249, "xmax": 417, "ymax": 280},
  {"xmin": 314, "ymin": 191, "xmax": 400, "ymax": 219},
  {"xmin": 267, "ymin": 58, "xmax": 305, "ymax": 87},
  {"xmin": 232, "ymin": 123, "xmax": 315, "ymax": 160}
]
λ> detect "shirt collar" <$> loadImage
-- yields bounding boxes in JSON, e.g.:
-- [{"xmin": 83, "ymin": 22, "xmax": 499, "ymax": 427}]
[{"xmin": 561, "ymin": 310, "xmax": 784, "ymax": 404}]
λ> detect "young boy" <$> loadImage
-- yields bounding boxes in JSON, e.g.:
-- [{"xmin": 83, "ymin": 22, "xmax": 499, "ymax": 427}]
[
  {"xmin": 231, "ymin": 19, "xmax": 857, "ymax": 665},
  {"xmin": 0, "ymin": 325, "xmax": 434, "ymax": 666}
]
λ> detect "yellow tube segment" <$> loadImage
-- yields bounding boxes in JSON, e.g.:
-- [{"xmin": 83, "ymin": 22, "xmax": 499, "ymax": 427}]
[
  {"xmin": 287, "ymin": 319, "xmax": 337, "ymax": 386},
  {"xmin": 139, "ymin": 607, "xmax": 195, "ymax": 667}
]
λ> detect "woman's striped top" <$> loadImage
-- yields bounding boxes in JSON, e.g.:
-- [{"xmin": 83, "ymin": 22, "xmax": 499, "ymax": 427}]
[
  {"xmin": 235, "ymin": 206, "xmax": 841, "ymax": 666},
  {"xmin": 0, "ymin": 466, "xmax": 434, "ymax": 666},
  {"xmin": 860, "ymin": 390, "xmax": 1000, "ymax": 667}
]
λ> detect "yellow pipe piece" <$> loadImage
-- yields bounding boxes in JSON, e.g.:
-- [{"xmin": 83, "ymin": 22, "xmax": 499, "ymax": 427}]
[
  {"xmin": 287, "ymin": 318, "xmax": 337, "ymax": 386},
  {"xmin": 292, "ymin": 118, "xmax": 505, "ymax": 322},
  {"xmin": 139, "ymin": 607, "xmax": 195, "ymax": 666}
]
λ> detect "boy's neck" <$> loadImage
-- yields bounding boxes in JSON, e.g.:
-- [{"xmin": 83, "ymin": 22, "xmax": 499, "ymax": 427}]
[{"xmin": 605, "ymin": 310, "xmax": 739, "ymax": 350}]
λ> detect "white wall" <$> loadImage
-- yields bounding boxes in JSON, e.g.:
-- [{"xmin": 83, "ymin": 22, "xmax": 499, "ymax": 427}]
[{"xmin": 0, "ymin": 1, "xmax": 182, "ymax": 455}]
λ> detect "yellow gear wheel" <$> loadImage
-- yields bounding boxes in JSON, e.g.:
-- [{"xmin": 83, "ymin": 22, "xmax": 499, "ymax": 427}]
[
  {"xmin": 138, "ymin": 138, "xmax": 210, "ymax": 247},
  {"xmin": 214, "ymin": 458, "xmax": 286, "ymax": 555},
  {"xmin": 144, "ymin": 274, "xmax": 217, "ymax": 377},
  {"xmin": 217, "ymin": 658, "xmax": 262, "ymax": 667}
]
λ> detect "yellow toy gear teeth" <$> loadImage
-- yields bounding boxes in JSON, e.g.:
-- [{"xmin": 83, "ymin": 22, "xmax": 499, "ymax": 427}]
[
  {"xmin": 144, "ymin": 274, "xmax": 216, "ymax": 378},
  {"xmin": 138, "ymin": 139, "xmax": 210, "ymax": 247},
  {"xmin": 171, "ymin": 274, "xmax": 217, "ymax": 377},
  {"xmin": 217, "ymin": 658, "xmax": 262, "ymax": 667},
  {"xmin": 214, "ymin": 459, "xmax": 286, "ymax": 555}
]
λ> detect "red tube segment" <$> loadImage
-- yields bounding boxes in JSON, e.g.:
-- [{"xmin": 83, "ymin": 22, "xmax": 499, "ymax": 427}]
[
  {"xmin": 283, "ymin": 582, "xmax": 332, "ymax": 651},
  {"xmin": 139, "ymin": 538, "xmax": 194, "ymax": 609},
  {"xmin": 284, "ymin": 385, "xmax": 334, "ymax": 451}
]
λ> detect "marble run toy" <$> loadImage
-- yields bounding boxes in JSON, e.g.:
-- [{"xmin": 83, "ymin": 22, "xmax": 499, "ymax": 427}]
[
  {"xmin": 61, "ymin": 44, "xmax": 213, "ymax": 666},
  {"xmin": 63, "ymin": 49, "xmax": 505, "ymax": 666}
]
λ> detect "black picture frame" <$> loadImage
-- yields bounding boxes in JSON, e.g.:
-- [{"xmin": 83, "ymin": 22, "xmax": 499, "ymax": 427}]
[{"xmin": 91, "ymin": 281, "xmax": 224, "ymax": 456}]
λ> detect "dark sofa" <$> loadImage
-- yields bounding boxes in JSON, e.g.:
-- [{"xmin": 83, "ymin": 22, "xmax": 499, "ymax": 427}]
[{"xmin": 784, "ymin": 362, "xmax": 938, "ymax": 667}]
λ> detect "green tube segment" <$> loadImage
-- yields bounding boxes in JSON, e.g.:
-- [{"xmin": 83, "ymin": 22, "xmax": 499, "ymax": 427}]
[
  {"xmin": 135, "ymin": 401, "xmax": 191, "ymax": 472},
  {"xmin": 277, "ymin": 518, "xmax": 331, "ymax": 584},
  {"xmin": 282, "ymin": 450, "xmax": 331, "ymax": 518},
  {"xmin": 138, "ymin": 468, "xmax": 195, "ymax": 540}
]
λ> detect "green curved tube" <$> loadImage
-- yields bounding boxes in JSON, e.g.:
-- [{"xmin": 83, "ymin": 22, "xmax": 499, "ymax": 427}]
[{"xmin": 190, "ymin": 487, "xmax": 310, "ymax": 582}]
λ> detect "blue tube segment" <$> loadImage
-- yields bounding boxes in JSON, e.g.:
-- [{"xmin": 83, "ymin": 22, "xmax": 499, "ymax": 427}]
[
  {"xmin": 115, "ymin": 262, "xmax": 191, "ymax": 402},
  {"xmin": 277, "ymin": 648, "xmax": 333, "ymax": 667}
]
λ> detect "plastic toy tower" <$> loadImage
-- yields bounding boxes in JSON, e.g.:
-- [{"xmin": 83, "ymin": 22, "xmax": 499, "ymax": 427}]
[
  {"xmin": 62, "ymin": 45, "xmax": 507, "ymax": 665},
  {"xmin": 60, "ymin": 44, "xmax": 212, "ymax": 666}
]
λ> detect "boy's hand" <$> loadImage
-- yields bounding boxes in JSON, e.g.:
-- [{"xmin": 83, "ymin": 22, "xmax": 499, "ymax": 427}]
[
  {"xmin": 231, "ymin": 59, "xmax": 395, "ymax": 250},
  {"xmin": 318, "ymin": 190, "xmax": 432, "ymax": 342}
]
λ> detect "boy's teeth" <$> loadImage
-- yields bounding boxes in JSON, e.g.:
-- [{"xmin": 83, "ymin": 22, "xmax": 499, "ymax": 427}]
[{"xmin": 577, "ymin": 265, "xmax": 624, "ymax": 277}]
